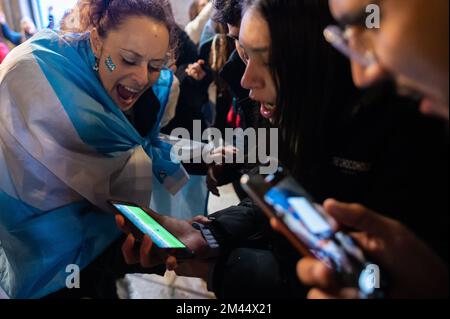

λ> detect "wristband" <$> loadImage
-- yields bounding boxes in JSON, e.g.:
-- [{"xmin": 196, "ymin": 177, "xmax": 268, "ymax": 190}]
[{"xmin": 192, "ymin": 222, "xmax": 221, "ymax": 257}]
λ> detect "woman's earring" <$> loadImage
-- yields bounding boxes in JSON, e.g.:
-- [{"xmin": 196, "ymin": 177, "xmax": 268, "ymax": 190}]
[{"xmin": 93, "ymin": 58, "xmax": 99, "ymax": 72}]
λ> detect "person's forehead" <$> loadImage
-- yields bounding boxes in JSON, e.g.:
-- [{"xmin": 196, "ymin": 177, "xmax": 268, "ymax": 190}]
[
  {"xmin": 240, "ymin": 8, "xmax": 270, "ymax": 49},
  {"xmin": 107, "ymin": 17, "xmax": 169, "ymax": 59}
]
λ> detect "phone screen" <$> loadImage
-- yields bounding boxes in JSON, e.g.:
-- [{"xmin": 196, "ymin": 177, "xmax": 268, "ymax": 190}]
[
  {"xmin": 264, "ymin": 177, "xmax": 365, "ymax": 275},
  {"xmin": 242, "ymin": 171, "xmax": 383, "ymax": 298},
  {"xmin": 112, "ymin": 203, "xmax": 187, "ymax": 249}
]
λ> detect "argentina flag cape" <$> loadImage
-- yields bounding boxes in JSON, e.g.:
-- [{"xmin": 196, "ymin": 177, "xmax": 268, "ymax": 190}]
[{"xmin": 0, "ymin": 29, "xmax": 190, "ymax": 298}]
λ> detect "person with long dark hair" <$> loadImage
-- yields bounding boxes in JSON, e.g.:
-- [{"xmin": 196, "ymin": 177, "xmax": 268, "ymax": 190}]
[{"xmin": 0, "ymin": 11, "xmax": 36, "ymax": 46}]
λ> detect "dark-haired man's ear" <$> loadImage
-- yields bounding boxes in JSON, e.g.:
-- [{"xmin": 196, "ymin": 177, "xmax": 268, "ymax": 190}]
[{"xmin": 90, "ymin": 28, "xmax": 104, "ymax": 58}]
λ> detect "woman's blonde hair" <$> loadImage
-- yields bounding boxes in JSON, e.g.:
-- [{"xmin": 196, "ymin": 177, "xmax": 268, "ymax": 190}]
[{"xmin": 60, "ymin": 0, "xmax": 92, "ymax": 34}]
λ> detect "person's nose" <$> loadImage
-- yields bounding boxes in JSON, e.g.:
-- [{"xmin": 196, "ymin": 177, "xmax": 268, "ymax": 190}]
[
  {"xmin": 347, "ymin": 29, "xmax": 389, "ymax": 88},
  {"xmin": 350, "ymin": 60, "xmax": 388, "ymax": 88},
  {"xmin": 132, "ymin": 64, "xmax": 150, "ymax": 88},
  {"xmin": 241, "ymin": 59, "xmax": 263, "ymax": 91}
]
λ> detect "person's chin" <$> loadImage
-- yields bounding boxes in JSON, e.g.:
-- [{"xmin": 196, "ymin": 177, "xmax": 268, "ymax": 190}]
[
  {"xmin": 115, "ymin": 98, "xmax": 136, "ymax": 112},
  {"xmin": 420, "ymin": 97, "xmax": 449, "ymax": 121}
]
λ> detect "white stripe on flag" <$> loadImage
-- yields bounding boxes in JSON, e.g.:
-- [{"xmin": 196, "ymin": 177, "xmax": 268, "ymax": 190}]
[{"xmin": 0, "ymin": 43, "xmax": 153, "ymax": 212}]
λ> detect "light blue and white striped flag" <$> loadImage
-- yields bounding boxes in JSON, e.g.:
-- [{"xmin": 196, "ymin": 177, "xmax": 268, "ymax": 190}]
[{"xmin": 0, "ymin": 30, "xmax": 191, "ymax": 298}]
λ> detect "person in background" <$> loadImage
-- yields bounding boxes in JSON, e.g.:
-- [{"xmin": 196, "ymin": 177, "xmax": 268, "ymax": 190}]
[
  {"xmin": 0, "ymin": 11, "xmax": 36, "ymax": 46},
  {"xmin": 206, "ymin": 0, "xmax": 266, "ymax": 199},
  {"xmin": 0, "ymin": 38, "xmax": 9, "ymax": 63},
  {"xmin": 160, "ymin": 1, "xmax": 210, "ymax": 136},
  {"xmin": 47, "ymin": 6, "xmax": 55, "ymax": 29},
  {"xmin": 185, "ymin": 0, "xmax": 213, "ymax": 46},
  {"xmin": 190, "ymin": 0, "xmax": 211, "ymax": 21}
]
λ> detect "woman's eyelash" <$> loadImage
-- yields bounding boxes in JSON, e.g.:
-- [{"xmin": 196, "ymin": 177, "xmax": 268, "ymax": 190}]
[
  {"xmin": 122, "ymin": 57, "xmax": 164, "ymax": 72},
  {"xmin": 122, "ymin": 58, "xmax": 136, "ymax": 65},
  {"xmin": 149, "ymin": 65, "xmax": 163, "ymax": 72}
]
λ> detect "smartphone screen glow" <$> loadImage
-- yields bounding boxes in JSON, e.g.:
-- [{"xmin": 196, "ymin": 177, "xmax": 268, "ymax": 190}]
[
  {"xmin": 113, "ymin": 204, "xmax": 186, "ymax": 249},
  {"xmin": 287, "ymin": 197, "xmax": 331, "ymax": 235}
]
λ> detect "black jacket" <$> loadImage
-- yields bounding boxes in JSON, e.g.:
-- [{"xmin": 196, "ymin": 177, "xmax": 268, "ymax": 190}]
[
  {"xmin": 161, "ymin": 27, "xmax": 210, "ymax": 136},
  {"xmin": 207, "ymin": 89, "xmax": 449, "ymax": 298}
]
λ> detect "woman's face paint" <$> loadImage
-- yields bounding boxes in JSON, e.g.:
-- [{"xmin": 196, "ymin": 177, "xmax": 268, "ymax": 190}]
[{"xmin": 105, "ymin": 56, "xmax": 117, "ymax": 72}]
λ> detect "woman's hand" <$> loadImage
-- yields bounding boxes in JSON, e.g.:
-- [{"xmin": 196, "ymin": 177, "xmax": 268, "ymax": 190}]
[
  {"xmin": 115, "ymin": 211, "xmax": 216, "ymax": 280},
  {"xmin": 185, "ymin": 59, "xmax": 207, "ymax": 81},
  {"xmin": 206, "ymin": 146, "xmax": 239, "ymax": 196},
  {"xmin": 271, "ymin": 199, "xmax": 449, "ymax": 299}
]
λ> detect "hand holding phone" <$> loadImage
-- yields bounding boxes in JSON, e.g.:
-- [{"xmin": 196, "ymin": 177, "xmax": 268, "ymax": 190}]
[
  {"xmin": 110, "ymin": 200, "xmax": 200, "ymax": 260},
  {"xmin": 240, "ymin": 167, "xmax": 386, "ymax": 299}
]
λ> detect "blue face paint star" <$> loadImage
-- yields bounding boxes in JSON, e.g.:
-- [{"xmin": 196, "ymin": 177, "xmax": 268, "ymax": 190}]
[{"xmin": 105, "ymin": 56, "xmax": 116, "ymax": 72}]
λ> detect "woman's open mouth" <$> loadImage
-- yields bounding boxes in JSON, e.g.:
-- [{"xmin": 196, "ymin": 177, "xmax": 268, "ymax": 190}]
[
  {"xmin": 116, "ymin": 84, "xmax": 141, "ymax": 107},
  {"xmin": 260, "ymin": 102, "xmax": 276, "ymax": 119}
]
